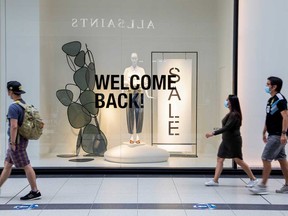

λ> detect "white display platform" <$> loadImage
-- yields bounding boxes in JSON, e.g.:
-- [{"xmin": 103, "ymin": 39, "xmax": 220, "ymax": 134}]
[{"xmin": 104, "ymin": 143, "xmax": 170, "ymax": 163}]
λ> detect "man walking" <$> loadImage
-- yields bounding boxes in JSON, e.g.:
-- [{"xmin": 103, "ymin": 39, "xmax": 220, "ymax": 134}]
[
  {"xmin": 0, "ymin": 81, "xmax": 41, "ymax": 200},
  {"xmin": 250, "ymin": 76, "xmax": 288, "ymax": 194}
]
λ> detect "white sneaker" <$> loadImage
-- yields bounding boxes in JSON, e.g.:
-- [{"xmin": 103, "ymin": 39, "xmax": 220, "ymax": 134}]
[
  {"xmin": 205, "ymin": 179, "xmax": 219, "ymax": 186},
  {"xmin": 246, "ymin": 179, "xmax": 258, "ymax": 188},
  {"xmin": 249, "ymin": 184, "xmax": 268, "ymax": 195}
]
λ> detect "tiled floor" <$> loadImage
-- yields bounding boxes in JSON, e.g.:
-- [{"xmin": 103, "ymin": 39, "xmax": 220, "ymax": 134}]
[{"xmin": 0, "ymin": 175, "xmax": 288, "ymax": 215}]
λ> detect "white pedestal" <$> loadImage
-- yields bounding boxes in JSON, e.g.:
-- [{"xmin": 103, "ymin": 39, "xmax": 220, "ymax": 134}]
[{"xmin": 104, "ymin": 143, "xmax": 169, "ymax": 163}]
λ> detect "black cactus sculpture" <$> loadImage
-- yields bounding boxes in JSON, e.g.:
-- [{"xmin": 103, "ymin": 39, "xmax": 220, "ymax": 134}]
[{"xmin": 56, "ymin": 41, "xmax": 107, "ymax": 157}]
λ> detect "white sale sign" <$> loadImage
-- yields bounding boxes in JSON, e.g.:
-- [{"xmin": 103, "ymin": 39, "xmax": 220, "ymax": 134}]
[{"xmin": 155, "ymin": 59, "xmax": 192, "ymax": 144}]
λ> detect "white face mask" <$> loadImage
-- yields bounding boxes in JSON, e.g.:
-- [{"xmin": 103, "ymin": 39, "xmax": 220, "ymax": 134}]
[
  {"xmin": 224, "ymin": 100, "xmax": 229, "ymax": 108},
  {"xmin": 265, "ymin": 86, "xmax": 271, "ymax": 94}
]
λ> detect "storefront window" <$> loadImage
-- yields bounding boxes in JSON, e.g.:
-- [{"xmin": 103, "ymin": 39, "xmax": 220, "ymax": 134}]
[{"xmin": 0, "ymin": 0, "xmax": 235, "ymax": 169}]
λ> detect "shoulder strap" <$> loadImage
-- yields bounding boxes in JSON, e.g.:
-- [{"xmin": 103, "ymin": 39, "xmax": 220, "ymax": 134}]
[{"xmin": 13, "ymin": 100, "xmax": 28, "ymax": 109}]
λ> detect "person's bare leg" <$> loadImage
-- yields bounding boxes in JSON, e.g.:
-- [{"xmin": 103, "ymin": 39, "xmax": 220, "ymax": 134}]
[
  {"xmin": 278, "ymin": 159, "xmax": 288, "ymax": 185},
  {"xmin": 213, "ymin": 157, "xmax": 225, "ymax": 182},
  {"xmin": 261, "ymin": 160, "xmax": 272, "ymax": 185},
  {"xmin": 0, "ymin": 161, "xmax": 13, "ymax": 187},
  {"xmin": 234, "ymin": 158, "xmax": 256, "ymax": 180},
  {"xmin": 23, "ymin": 164, "xmax": 38, "ymax": 191}
]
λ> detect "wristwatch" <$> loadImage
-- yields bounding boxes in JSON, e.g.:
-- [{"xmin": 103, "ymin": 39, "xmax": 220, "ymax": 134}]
[{"xmin": 282, "ymin": 131, "xmax": 287, "ymax": 135}]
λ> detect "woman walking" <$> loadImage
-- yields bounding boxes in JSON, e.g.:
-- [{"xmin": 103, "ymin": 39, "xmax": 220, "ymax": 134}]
[{"xmin": 205, "ymin": 95, "xmax": 258, "ymax": 187}]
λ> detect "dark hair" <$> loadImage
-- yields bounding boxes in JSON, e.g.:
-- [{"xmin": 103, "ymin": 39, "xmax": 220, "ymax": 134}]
[
  {"xmin": 268, "ymin": 76, "xmax": 283, "ymax": 92},
  {"xmin": 228, "ymin": 94, "xmax": 242, "ymax": 125}
]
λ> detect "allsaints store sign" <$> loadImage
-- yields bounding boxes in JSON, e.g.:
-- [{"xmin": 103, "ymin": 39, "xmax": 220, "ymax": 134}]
[{"xmin": 71, "ymin": 18, "xmax": 155, "ymax": 29}]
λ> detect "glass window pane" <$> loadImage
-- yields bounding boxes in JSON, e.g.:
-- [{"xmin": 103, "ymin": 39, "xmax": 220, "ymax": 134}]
[{"xmin": 0, "ymin": 0, "xmax": 234, "ymax": 169}]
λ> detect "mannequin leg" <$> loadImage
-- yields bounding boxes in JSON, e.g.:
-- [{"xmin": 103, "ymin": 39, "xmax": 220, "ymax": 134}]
[
  {"xmin": 136, "ymin": 134, "xmax": 140, "ymax": 144},
  {"xmin": 129, "ymin": 134, "xmax": 134, "ymax": 144}
]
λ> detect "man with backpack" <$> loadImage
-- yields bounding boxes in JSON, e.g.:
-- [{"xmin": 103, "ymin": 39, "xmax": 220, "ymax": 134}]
[{"xmin": 0, "ymin": 81, "xmax": 41, "ymax": 200}]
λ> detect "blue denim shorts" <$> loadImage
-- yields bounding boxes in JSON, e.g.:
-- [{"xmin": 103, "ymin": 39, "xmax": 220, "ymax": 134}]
[{"xmin": 261, "ymin": 135, "xmax": 287, "ymax": 161}]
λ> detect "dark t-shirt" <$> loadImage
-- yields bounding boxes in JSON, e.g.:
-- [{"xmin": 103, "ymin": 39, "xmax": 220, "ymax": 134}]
[
  {"xmin": 214, "ymin": 112, "xmax": 241, "ymax": 137},
  {"xmin": 214, "ymin": 111, "xmax": 243, "ymax": 159},
  {"xmin": 7, "ymin": 99, "xmax": 26, "ymax": 141},
  {"xmin": 265, "ymin": 93, "xmax": 287, "ymax": 135}
]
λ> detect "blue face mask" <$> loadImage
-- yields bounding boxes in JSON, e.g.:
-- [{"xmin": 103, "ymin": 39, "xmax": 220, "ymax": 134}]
[
  {"xmin": 224, "ymin": 100, "xmax": 229, "ymax": 108},
  {"xmin": 265, "ymin": 86, "xmax": 271, "ymax": 94}
]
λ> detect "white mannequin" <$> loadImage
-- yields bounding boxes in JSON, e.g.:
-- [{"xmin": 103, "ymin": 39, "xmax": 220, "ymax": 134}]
[{"xmin": 123, "ymin": 53, "xmax": 153, "ymax": 144}]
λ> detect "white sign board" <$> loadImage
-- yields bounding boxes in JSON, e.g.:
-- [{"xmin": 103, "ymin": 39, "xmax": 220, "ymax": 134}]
[{"xmin": 155, "ymin": 59, "xmax": 193, "ymax": 144}]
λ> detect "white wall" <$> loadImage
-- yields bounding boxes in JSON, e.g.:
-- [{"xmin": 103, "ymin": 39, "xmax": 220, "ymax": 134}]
[
  {"xmin": 0, "ymin": 0, "xmax": 6, "ymax": 159},
  {"xmin": 0, "ymin": 0, "xmax": 40, "ymax": 158},
  {"xmin": 238, "ymin": 0, "xmax": 288, "ymax": 167}
]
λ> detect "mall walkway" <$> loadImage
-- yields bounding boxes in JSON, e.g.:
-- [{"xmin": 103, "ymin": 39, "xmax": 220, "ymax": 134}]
[{"xmin": 0, "ymin": 175, "xmax": 288, "ymax": 215}]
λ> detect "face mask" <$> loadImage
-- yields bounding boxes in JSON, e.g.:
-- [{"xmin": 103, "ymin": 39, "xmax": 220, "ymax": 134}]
[
  {"xmin": 265, "ymin": 86, "xmax": 271, "ymax": 94},
  {"xmin": 224, "ymin": 100, "xmax": 229, "ymax": 108}
]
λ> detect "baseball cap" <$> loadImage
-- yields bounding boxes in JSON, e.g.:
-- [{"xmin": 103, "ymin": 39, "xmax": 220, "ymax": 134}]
[{"xmin": 7, "ymin": 81, "xmax": 26, "ymax": 94}]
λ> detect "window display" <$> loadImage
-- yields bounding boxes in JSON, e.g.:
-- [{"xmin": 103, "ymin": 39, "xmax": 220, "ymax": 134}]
[{"xmin": 0, "ymin": 0, "xmax": 236, "ymax": 169}]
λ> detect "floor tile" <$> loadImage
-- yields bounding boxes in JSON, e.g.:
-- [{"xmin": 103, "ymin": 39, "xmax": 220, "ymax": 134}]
[
  {"xmin": 180, "ymin": 193, "xmax": 226, "ymax": 204},
  {"xmin": 40, "ymin": 209, "xmax": 90, "ymax": 216},
  {"xmin": 94, "ymin": 192, "xmax": 138, "ymax": 203},
  {"xmin": 48, "ymin": 177, "xmax": 103, "ymax": 204},
  {"xmin": 0, "ymin": 178, "xmax": 29, "ymax": 204},
  {"xmin": 99, "ymin": 178, "xmax": 137, "ymax": 193},
  {"xmin": 138, "ymin": 178, "xmax": 181, "ymax": 203},
  {"xmin": 263, "ymin": 193, "xmax": 288, "ymax": 205},
  {"xmin": 0, "ymin": 210, "xmax": 42, "ymax": 216},
  {"xmin": 232, "ymin": 210, "xmax": 285, "ymax": 216},
  {"xmin": 214, "ymin": 186, "xmax": 268, "ymax": 204},
  {"xmin": 138, "ymin": 209, "xmax": 187, "ymax": 216},
  {"xmin": 186, "ymin": 209, "xmax": 236, "ymax": 216},
  {"xmin": 89, "ymin": 209, "xmax": 138, "ymax": 216},
  {"xmin": 94, "ymin": 178, "xmax": 137, "ymax": 203}
]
